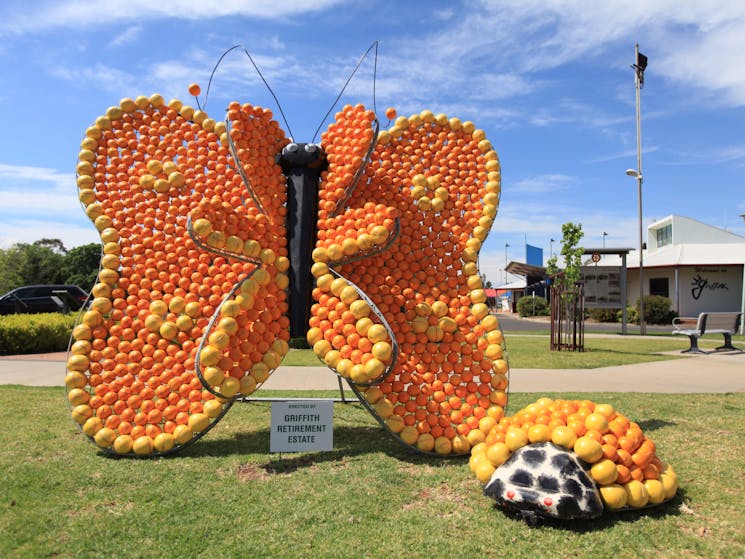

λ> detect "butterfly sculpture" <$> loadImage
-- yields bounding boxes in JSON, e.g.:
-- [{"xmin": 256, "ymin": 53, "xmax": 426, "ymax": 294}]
[
  {"xmin": 66, "ymin": 49, "xmax": 676, "ymax": 518},
  {"xmin": 66, "ymin": 86, "xmax": 505, "ymax": 457}
]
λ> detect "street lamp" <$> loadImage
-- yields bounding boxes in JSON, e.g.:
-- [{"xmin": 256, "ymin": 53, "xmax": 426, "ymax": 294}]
[
  {"xmin": 627, "ymin": 43, "xmax": 648, "ymax": 335},
  {"xmin": 549, "ymin": 238, "xmax": 555, "ymax": 258},
  {"xmin": 504, "ymin": 243, "xmax": 510, "ymax": 282},
  {"xmin": 602, "ymin": 232, "xmax": 608, "ymax": 248}
]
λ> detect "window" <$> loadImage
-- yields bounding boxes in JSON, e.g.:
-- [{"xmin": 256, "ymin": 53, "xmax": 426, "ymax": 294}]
[
  {"xmin": 649, "ymin": 278, "xmax": 669, "ymax": 298},
  {"xmin": 655, "ymin": 224, "xmax": 672, "ymax": 248}
]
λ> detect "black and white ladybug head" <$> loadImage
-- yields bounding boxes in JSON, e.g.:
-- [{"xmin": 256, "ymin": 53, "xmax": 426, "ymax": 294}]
[{"xmin": 484, "ymin": 442, "xmax": 603, "ymax": 521}]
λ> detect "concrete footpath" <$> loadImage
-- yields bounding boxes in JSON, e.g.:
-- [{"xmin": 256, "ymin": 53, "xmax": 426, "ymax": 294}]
[{"xmin": 1, "ymin": 349, "xmax": 743, "ymax": 393}]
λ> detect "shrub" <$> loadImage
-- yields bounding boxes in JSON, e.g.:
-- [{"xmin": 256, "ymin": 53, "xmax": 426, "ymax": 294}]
[
  {"xmin": 587, "ymin": 308, "xmax": 619, "ymax": 322},
  {"xmin": 639, "ymin": 295, "xmax": 677, "ymax": 325},
  {"xmin": 622, "ymin": 306, "xmax": 639, "ymax": 324},
  {"xmin": 516, "ymin": 295, "xmax": 549, "ymax": 317},
  {"xmin": 0, "ymin": 313, "xmax": 76, "ymax": 354}
]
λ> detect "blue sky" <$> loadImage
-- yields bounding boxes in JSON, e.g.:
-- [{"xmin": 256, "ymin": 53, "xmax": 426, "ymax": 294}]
[{"xmin": 1, "ymin": 0, "xmax": 744, "ymax": 286}]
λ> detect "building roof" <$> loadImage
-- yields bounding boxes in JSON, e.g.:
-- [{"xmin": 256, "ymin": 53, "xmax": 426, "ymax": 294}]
[
  {"xmin": 599, "ymin": 242, "xmax": 745, "ymax": 268},
  {"xmin": 594, "ymin": 215, "xmax": 745, "ymax": 269}
]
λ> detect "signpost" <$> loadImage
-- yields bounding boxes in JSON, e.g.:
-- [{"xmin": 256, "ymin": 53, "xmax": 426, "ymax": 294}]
[{"xmin": 270, "ymin": 400, "xmax": 334, "ymax": 453}]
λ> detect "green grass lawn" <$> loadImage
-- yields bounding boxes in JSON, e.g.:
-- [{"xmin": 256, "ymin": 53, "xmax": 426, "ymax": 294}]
[
  {"xmin": 1, "ymin": 387, "xmax": 743, "ymax": 558},
  {"xmin": 282, "ymin": 333, "xmax": 744, "ymax": 369}
]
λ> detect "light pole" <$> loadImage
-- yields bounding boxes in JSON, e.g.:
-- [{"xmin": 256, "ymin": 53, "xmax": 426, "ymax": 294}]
[
  {"xmin": 549, "ymin": 238, "xmax": 555, "ymax": 259},
  {"xmin": 504, "ymin": 243, "xmax": 510, "ymax": 282},
  {"xmin": 602, "ymin": 232, "xmax": 608, "ymax": 248},
  {"xmin": 626, "ymin": 43, "xmax": 648, "ymax": 335}
]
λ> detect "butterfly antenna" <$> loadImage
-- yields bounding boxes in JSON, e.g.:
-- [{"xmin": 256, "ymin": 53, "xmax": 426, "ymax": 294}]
[
  {"xmin": 200, "ymin": 44, "xmax": 294, "ymax": 140},
  {"xmin": 311, "ymin": 41, "xmax": 379, "ymax": 143}
]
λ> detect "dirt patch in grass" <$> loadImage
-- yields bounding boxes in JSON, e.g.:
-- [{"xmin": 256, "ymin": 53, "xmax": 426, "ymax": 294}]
[{"xmin": 237, "ymin": 463, "xmax": 271, "ymax": 482}]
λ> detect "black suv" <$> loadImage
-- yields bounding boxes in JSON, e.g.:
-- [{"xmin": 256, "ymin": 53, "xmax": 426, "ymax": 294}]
[{"xmin": 0, "ymin": 285, "xmax": 89, "ymax": 315}]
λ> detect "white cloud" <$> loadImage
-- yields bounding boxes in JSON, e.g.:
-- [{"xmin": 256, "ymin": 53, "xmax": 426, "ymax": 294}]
[
  {"xmin": 510, "ymin": 174, "xmax": 578, "ymax": 193},
  {"xmin": 0, "ymin": 0, "xmax": 346, "ymax": 35},
  {"xmin": 0, "ymin": 219, "xmax": 99, "ymax": 249},
  {"xmin": 108, "ymin": 25, "xmax": 142, "ymax": 48},
  {"xmin": 0, "ymin": 163, "xmax": 74, "ymax": 191}
]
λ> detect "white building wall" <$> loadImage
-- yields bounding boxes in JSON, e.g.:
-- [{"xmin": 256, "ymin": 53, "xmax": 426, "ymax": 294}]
[{"xmin": 627, "ymin": 265, "xmax": 743, "ymax": 316}]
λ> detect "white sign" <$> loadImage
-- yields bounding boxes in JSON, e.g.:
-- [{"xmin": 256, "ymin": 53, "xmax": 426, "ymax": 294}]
[{"xmin": 270, "ymin": 400, "xmax": 334, "ymax": 453}]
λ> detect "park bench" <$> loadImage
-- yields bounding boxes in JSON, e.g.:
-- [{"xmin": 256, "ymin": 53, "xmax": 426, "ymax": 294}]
[{"xmin": 671, "ymin": 311, "xmax": 742, "ymax": 354}]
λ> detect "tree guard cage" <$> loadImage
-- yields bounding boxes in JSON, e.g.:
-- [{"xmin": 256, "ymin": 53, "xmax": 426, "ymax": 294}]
[{"xmin": 550, "ymin": 283, "xmax": 585, "ymax": 351}]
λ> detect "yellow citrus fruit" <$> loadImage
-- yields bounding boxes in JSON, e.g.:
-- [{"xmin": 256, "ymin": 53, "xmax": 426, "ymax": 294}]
[
  {"xmin": 585, "ymin": 413, "xmax": 610, "ymax": 434},
  {"xmin": 371, "ymin": 341, "xmax": 393, "ymax": 361},
  {"xmin": 573, "ymin": 436, "xmax": 603, "ymax": 463},
  {"xmin": 486, "ymin": 442, "xmax": 511, "ymax": 467},
  {"xmin": 599, "ymin": 483, "xmax": 628, "ymax": 510},
  {"xmin": 590, "ymin": 458, "xmax": 619, "ymax": 485},
  {"xmin": 133, "ymin": 436, "xmax": 154, "ymax": 455},
  {"xmin": 386, "ymin": 414, "xmax": 404, "ymax": 433},
  {"xmin": 416, "ymin": 433, "xmax": 435, "ymax": 452},
  {"xmin": 68, "ymin": 388, "xmax": 90, "ymax": 406},
  {"xmin": 153, "ymin": 433, "xmax": 175, "ymax": 453},
  {"xmin": 624, "ymin": 480, "xmax": 650, "ymax": 508},
  {"xmin": 594, "ymin": 403, "xmax": 616, "ymax": 419},
  {"xmin": 434, "ymin": 436, "xmax": 452, "ymax": 455},
  {"xmin": 467, "ymin": 428, "xmax": 486, "ymax": 446},
  {"xmin": 82, "ymin": 417, "xmax": 103, "ymax": 437},
  {"xmin": 644, "ymin": 479, "xmax": 666, "ymax": 504},
  {"xmin": 400, "ymin": 425, "xmax": 419, "ymax": 445},
  {"xmin": 373, "ymin": 398, "xmax": 394, "ymax": 418},
  {"xmin": 505, "ymin": 426, "xmax": 529, "ymax": 451},
  {"xmin": 94, "ymin": 427, "xmax": 116, "ymax": 448},
  {"xmin": 113, "ymin": 435, "xmax": 134, "ymax": 455},
  {"xmin": 173, "ymin": 425, "xmax": 193, "ymax": 445},
  {"xmin": 471, "ymin": 442, "xmax": 487, "ymax": 457},
  {"xmin": 203, "ymin": 399, "xmax": 223, "ymax": 418},
  {"xmin": 475, "ymin": 459, "xmax": 497, "ymax": 484},
  {"xmin": 202, "ymin": 366, "xmax": 225, "ymax": 387},
  {"xmin": 527, "ymin": 424, "xmax": 552, "ymax": 443},
  {"xmin": 220, "ymin": 377, "xmax": 240, "ymax": 397},
  {"xmin": 366, "ymin": 324, "xmax": 388, "ymax": 343},
  {"xmin": 65, "ymin": 371, "xmax": 87, "ymax": 389},
  {"xmin": 71, "ymin": 404, "xmax": 93, "ymax": 424},
  {"xmin": 660, "ymin": 472, "xmax": 678, "ymax": 500},
  {"xmin": 451, "ymin": 434, "xmax": 470, "ymax": 454},
  {"xmin": 188, "ymin": 413, "xmax": 210, "ymax": 433},
  {"xmin": 551, "ymin": 425, "xmax": 577, "ymax": 449}
]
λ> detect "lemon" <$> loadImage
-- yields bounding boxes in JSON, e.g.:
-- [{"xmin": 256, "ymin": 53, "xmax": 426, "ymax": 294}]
[
  {"xmin": 599, "ymin": 483, "xmax": 628, "ymax": 510},
  {"xmin": 624, "ymin": 480, "xmax": 650, "ymax": 508}
]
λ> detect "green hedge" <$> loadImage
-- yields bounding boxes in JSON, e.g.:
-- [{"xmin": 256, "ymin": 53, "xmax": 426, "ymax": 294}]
[
  {"xmin": 0, "ymin": 313, "xmax": 76, "ymax": 355},
  {"xmin": 516, "ymin": 295, "xmax": 549, "ymax": 317}
]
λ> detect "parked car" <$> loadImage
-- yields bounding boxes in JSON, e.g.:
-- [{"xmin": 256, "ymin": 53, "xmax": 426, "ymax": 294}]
[{"xmin": 0, "ymin": 284, "xmax": 89, "ymax": 315}]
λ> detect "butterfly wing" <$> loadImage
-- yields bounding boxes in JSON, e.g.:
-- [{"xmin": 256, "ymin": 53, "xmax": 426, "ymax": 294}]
[
  {"xmin": 189, "ymin": 103, "xmax": 291, "ymax": 399},
  {"xmin": 67, "ymin": 96, "xmax": 289, "ymax": 456},
  {"xmin": 310, "ymin": 107, "xmax": 506, "ymax": 455}
]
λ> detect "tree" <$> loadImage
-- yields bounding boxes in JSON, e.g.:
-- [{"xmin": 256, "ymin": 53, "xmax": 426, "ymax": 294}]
[
  {"xmin": 62, "ymin": 243, "xmax": 102, "ymax": 290},
  {"xmin": 0, "ymin": 246, "xmax": 25, "ymax": 293},
  {"xmin": 0, "ymin": 239, "xmax": 101, "ymax": 292},
  {"xmin": 546, "ymin": 223, "xmax": 584, "ymax": 287},
  {"xmin": 547, "ymin": 222, "xmax": 585, "ymax": 351}
]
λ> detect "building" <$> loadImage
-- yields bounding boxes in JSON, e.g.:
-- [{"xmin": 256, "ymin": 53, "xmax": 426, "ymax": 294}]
[{"xmin": 610, "ymin": 215, "xmax": 745, "ymax": 321}]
